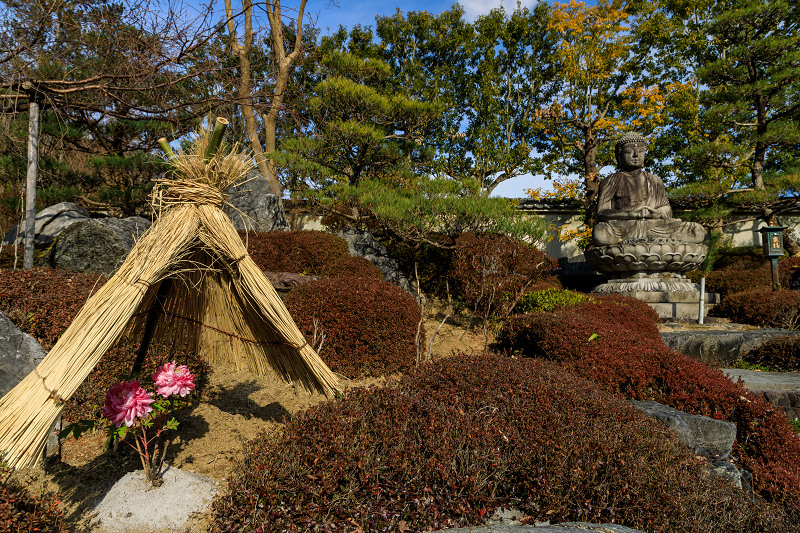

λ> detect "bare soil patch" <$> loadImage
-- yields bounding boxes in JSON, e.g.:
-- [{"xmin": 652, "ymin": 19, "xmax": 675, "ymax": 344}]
[{"xmin": 16, "ymin": 310, "xmax": 488, "ymax": 532}]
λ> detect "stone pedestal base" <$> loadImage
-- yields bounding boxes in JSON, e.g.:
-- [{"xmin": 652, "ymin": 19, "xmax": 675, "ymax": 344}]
[{"xmin": 593, "ymin": 273, "xmax": 720, "ymax": 320}]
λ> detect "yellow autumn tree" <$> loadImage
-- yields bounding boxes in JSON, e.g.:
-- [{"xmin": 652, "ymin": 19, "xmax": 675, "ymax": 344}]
[{"xmin": 537, "ymin": 0, "xmax": 670, "ymax": 223}]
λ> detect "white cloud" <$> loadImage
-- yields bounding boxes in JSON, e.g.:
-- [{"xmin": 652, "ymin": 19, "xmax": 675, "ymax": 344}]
[{"xmin": 458, "ymin": 0, "xmax": 540, "ymax": 20}]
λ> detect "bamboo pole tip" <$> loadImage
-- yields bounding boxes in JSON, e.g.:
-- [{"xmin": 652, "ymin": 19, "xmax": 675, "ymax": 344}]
[
  {"xmin": 216, "ymin": 117, "xmax": 230, "ymax": 126},
  {"xmin": 157, "ymin": 137, "xmax": 168, "ymax": 143}
]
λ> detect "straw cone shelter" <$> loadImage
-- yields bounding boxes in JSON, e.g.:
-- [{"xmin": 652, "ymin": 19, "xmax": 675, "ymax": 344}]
[{"xmin": 0, "ymin": 124, "xmax": 339, "ymax": 470}]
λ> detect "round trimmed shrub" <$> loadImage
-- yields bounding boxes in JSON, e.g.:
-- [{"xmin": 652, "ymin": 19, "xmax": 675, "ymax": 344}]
[
  {"xmin": 710, "ymin": 288, "xmax": 800, "ymax": 329},
  {"xmin": 451, "ymin": 232, "xmax": 559, "ymax": 317},
  {"xmin": 493, "ymin": 294, "xmax": 800, "ymax": 509},
  {"xmin": 511, "ymin": 288, "xmax": 594, "ymax": 315},
  {"xmin": 240, "ymin": 232, "xmax": 299, "ymax": 272},
  {"xmin": 284, "ymin": 276, "xmax": 421, "ymax": 378},
  {"xmin": 744, "ymin": 335, "xmax": 800, "ymax": 371},
  {"xmin": 211, "ymin": 355, "xmax": 788, "ymax": 533}
]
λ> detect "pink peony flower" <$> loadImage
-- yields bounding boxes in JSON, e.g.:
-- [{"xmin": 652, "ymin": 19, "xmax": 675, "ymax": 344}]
[
  {"xmin": 152, "ymin": 362, "xmax": 195, "ymax": 398},
  {"xmin": 101, "ymin": 380, "xmax": 155, "ymax": 427}
]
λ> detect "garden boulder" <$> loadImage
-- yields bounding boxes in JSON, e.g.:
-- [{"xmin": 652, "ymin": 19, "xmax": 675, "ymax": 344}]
[
  {"xmin": 337, "ymin": 228, "xmax": 412, "ymax": 293},
  {"xmin": 632, "ymin": 400, "xmax": 748, "ymax": 489},
  {"xmin": 224, "ymin": 169, "xmax": 289, "ymax": 232},
  {"xmin": 48, "ymin": 216, "xmax": 151, "ymax": 276},
  {"xmin": 660, "ymin": 328, "xmax": 799, "ymax": 366},
  {"xmin": 2, "ymin": 201, "xmax": 90, "ymax": 247},
  {"xmin": 0, "ymin": 311, "xmax": 46, "ymax": 397}
]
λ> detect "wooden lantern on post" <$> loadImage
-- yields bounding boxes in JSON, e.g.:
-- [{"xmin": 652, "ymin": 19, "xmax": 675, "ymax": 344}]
[{"xmin": 759, "ymin": 226, "xmax": 787, "ymax": 290}]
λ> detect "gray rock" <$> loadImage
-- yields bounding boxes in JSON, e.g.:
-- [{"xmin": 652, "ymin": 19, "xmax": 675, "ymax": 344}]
[
  {"xmin": 337, "ymin": 228, "xmax": 412, "ymax": 293},
  {"xmin": 0, "ymin": 310, "xmax": 46, "ymax": 397},
  {"xmin": 661, "ymin": 329, "xmax": 798, "ymax": 366},
  {"xmin": 436, "ymin": 522, "xmax": 644, "ymax": 533},
  {"xmin": 224, "ymin": 169, "xmax": 289, "ymax": 232},
  {"xmin": 48, "ymin": 216, "xmax": 151, "ymax": 276},
  {"xmin": 750, "ymin": 389, "xmax": 800, "ymax": 420},
  {"xmin": 632, "ymin": 400, "xmax": 737, "ymax": 460},
  {"xmin": 632, "ymin": 400, "xmax": 747, "ymax": 489},
  {"xmin": 93, "ymin": 467, "xmax": 218, "ymax": 531},
  {"xmin": 0, "ymin": 311, "xmax": 59, "ymax": 459},
  {"xmin": 3, "ymin": 202, "xmax": 90, "ymax": 247}
]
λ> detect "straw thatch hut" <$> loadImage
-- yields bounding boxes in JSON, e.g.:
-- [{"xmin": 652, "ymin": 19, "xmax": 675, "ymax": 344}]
[{"xmin": 0, "ymin": 120, "xmax": 339, "ymax": 469}]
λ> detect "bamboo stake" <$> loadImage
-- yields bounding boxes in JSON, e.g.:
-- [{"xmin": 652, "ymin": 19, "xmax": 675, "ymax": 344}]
[{"xmin": 204, "ymin": 117, "xmax": 230, "ymax": 162}]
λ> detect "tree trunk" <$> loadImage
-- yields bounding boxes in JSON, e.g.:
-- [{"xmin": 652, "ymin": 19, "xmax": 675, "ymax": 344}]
[
  {"xmin": 224, "ymin": 0, "xmax": 281, "ymax": 197},
  {"xmin": 24, "ymin": 96, "xmax": 40, "ymax": 270},
  {"xmin": 752, "ymin": 93, "xmax": 767, "ymax": 190},
  {"xmin": 582, "ymin": 128, "xmax": 599, "ymax": 226}
]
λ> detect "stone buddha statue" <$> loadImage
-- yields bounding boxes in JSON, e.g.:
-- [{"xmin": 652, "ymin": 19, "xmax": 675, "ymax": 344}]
[
  {"xmin": 593, "ymin": 132, "xmax": 705, "ymax": 246},
  {"xmin": 585, "ymin": 132, "xmax": 708, "ymax": 288}
]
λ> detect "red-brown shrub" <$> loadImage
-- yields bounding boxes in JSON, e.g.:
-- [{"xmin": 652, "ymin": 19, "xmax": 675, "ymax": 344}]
[
  {"xmin": 241, "ymin": 230, "xmax": 350, "ymax": 275},
  {"xmin": 451, "ymin": 233, "xmax": 559, "ymax": 317},
  {"xmin": 0, "ymin": 465, "xmax": 67, "ymax": 532},
  {"xmin": 239, "ymin": 232, "xmax": 299, "ymax": 272},
  {"xmin": 493, "ymin": 295, "xmax": 800, "ymax": 507},
  {"xmin": 0, "ymin": 268, "xmax": 209, "ymax": 423},
  {"xmin": 321, "ymin": 255, "xmax": 384, "ymax": 279},
  {"xmin": 744, "ymin": 335, "xmax": 800, "ymax": 371},
  {"xmin": 710, "ymin": 288, "xmax": 800, "ymax": 329},
  {"xmin": 211, "ymin": 355, "xmax": 789, "ymax": 533},
  {"xmin": 284, "ymin": 276, "xmax": 421, "ymax": 378}
]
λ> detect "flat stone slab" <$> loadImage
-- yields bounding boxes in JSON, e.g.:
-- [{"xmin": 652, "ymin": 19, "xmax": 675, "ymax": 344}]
[
  {"xmin": 92, "ymin": 467, "xmax": 218, "ymax": 531},
  {"xmin": 662, "ymin": 329, "xmax": 798, "ymax": 365},
  {"xmin": 722, "ymin": 369, "xmax": 800, "ymax": 392}
]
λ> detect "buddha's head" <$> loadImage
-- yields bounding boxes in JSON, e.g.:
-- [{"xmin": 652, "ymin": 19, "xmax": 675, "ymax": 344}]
[{"xmin": 615, "ymin": 132, "xmax": 647, "ymax": 171}]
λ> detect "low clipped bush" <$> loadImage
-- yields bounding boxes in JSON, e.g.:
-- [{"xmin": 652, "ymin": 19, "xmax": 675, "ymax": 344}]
[
  {"xmin": 710, "ymin": 289, "xmax": 800, "ymax": 329},
  {"xmin": 0, "ymin": 268, "xmax": 209, "ymax": 423},
  {"xmin": 744, "ymin": 335, "xmax": 800, "ymax": 371},
  {"xmin": 493, "ymin": 295, "xmax": 800, "ymax": 509},
  {"xmin": 242, "ymin": 230, "xmax": 350, "ymax": 275},
  {"xmin": 688, "ymin": 254, "xmax": 799, "ymax": 297},
  {"xmin": 0, "ymin": 464, "xmax": 66, "ymax": 532},
  {"xmin": 240, "ymin": 233, "xmax": 299, "ymax": 272},
  {"xmin": 451, "ymin": 232, "xmax": 559, "ymax": 317},
  {"xmin": 321, "ymin": 255, "xmax": 384, "ymax": 279},
  {"xmin": 284, "ymin": 276, "xmax": 421, "ymax": 378},
  {"xmin": 211, "ymin": 355, "xmax": 789, "ymax": 533},
  {"xmin": 510, "ymin": 288, "xmax": 594, "ymax": 315}
]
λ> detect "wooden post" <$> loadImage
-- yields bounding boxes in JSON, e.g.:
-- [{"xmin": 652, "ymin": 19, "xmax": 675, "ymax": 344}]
[{"xmin": 23, "ymin": 92, "xmax": 40, "ymax": 270}]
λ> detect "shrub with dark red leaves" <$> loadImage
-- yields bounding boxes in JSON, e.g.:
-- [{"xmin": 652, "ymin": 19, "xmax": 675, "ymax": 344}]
[
  {"xmin": 211, "ymin": 355, "xmax": 789, "ymax": 533},
  {"xmin": 493, "ymin": 295, "xmax": 800, "ymax": 509},
  {"xmin": 744, "ymin": 335, "xmax": 800, "ymax": 371},
  {"xmin": 688, "ymin": 254, "xmax": 799, "ymax": 297},
  {"xmin": 0, "ymin": 268, "xmax": 209, "ymax": 423},
  {"xmin": 239, "ymin": 232, "xmax": 299, "ymax": 272},
  {"xmin": 710, "ymin": 288, "xmax": 800, "ymax": 329},
  {"xmin": 284, "ymin": 276, "xmax": 421, "ymax": 378},
  {"xmin": 241, "ymin": 230, "xmax": 350, "ymax": 275},
  {"xmin": 1, "ymin": 465, "xmax": 67, "ymax": 533},
  {"xmin": 451, "ymin": 232, "xmax": 559, "ymax": 317}
]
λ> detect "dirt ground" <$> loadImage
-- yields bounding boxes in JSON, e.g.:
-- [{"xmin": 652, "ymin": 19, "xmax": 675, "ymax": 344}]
[{"xmin": 16, "ymin": 308, "xmax": 488, "ymax": 533}]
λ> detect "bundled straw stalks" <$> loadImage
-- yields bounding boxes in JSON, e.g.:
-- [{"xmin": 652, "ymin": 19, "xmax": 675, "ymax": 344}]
[{"xmin": 0, "ymin": 119, "xmax": 339, "ymax": 470}]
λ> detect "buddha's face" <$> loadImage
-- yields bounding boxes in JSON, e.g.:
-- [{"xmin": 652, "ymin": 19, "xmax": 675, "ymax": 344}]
[{"xmin": 617, "ymin": 142, "xmax": 646, "ymax": 170}]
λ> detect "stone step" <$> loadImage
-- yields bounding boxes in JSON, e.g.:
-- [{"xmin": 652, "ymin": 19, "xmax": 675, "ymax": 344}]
[{"xmin": 722, "ymin": 369, "xmax": 800, "ymax": 422}]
